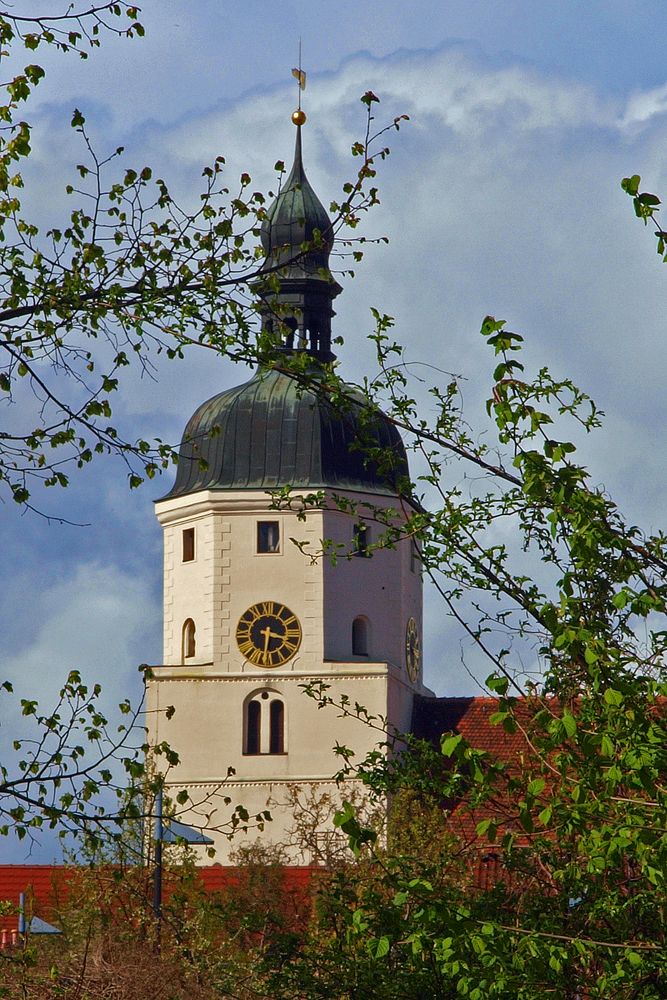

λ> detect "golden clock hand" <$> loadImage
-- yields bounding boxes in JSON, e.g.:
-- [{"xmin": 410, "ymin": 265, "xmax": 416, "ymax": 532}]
[{"xmin": 261, "ymin": 626, "xmax": 271, "ymax": 655}]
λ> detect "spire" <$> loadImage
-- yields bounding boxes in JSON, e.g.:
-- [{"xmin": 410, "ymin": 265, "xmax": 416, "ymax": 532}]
[{"xmin": 257, "ymin": 103, "xmax": 342, "ymax": 362}]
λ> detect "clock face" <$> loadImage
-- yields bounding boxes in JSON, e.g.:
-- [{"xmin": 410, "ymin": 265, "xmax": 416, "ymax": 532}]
[
  {"xmin": 405, "ymin": 617, "xmax": 420, "ymax": 682},
  {"xmin": 236, "ymin": 601, "xmax": 302, "ymax": 668}
]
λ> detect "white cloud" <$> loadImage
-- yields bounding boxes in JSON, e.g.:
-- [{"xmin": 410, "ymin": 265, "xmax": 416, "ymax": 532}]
[
  {"xmin": 0, "ymin": 562, "xmax": 160, "ymax": 860},
  {"xmin": 3, "ymin": 561, "xmax": 158, "ymax": 706},
  {"xmin": 622, "ymin": 82, "xmax": 667, "ymax": 128},
  {"xmin": 6, "ymin": 40, "xmax": 667, "ymax": 712}
]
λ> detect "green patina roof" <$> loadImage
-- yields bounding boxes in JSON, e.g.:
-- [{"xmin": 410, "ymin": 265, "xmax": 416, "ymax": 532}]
[
  {"xmin": 164, "ymin": 368, "xmax": 409, "ymax": 499},
  {"xmin": 259, "ymin": 126, "xmax": 333, "ymax": 280},
  {"xmin": 163, "ymin": 122, "xmax": 410, "ymax": 502}
]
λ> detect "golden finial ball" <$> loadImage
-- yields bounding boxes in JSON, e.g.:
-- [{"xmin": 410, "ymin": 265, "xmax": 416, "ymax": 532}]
[{"xmin": 292, "ymin": 109, "xmax": 307, "ymax": 126}]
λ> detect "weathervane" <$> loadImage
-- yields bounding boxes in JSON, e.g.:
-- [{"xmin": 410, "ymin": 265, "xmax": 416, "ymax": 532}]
[{"xmin": 291, "ymin": 41, "xmax": 306, "ymax": 126}]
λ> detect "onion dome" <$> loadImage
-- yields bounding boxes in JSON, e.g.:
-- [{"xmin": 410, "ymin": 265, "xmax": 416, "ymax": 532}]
[
  {"xmin": 255, "ymin": 118, "xmax": 341, "ymax": 362},
  {"xmin": 164, "ymin": 368, "xmax": 409, "ymax": 498},
  {"xmin": 163, "ymin": 111, "xmax": 410, "ymax": 502}
]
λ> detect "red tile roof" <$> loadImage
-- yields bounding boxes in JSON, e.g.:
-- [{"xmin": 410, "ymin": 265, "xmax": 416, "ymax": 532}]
[
  {"xmin": 412, "ymin": 694, "xmax": 534, "ymax": 760},
  {"xmin": 0, "ymin": 694, "xmax": 553, "ymax": 929},
  {"xmin": 0, "ymin": 865, "xmax": 71, "ymax": 933},
  {"xmin": 0, "ymin": 864, "xmax": 321, "ymax": 937},
  {"xmin": 412, "ymin": 695, "xmax": 542, "ymax": 891}
]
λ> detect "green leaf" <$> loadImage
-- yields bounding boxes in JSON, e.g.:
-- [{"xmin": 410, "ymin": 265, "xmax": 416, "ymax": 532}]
[
  {"xmin": 538, "ymin": 805, "xmax": 552, "ymax": 826},
  {"xmin": 621, "ymin": 174, "xmax": 641, "ymax": 196},
  {"xmin": 372, "ymin": 936, "xmax": 390, "ymax": 958},
  {"xmin": 527, "ymin": 778, "xmax": 545, "ymax": 797},
  {"xmin": 486, "ymin": 674, "xmax": 509, "ymax": 695},
  {"xmin": 638, "ymin": 192, "xmax": 661, "ymax": 206},
  {"xmin": 441, "ymin": 732, "xmax": 463, "ymax": 757},
  {"xmin": 562, "ymin": 711, "xmax": 577, "ymax": 737}
]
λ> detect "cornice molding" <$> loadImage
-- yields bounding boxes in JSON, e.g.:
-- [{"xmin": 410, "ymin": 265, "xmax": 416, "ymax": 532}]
[
  {"xmin": 155, "ymin": 488, "xmax": 403, "ymax": 525},
  {"xmin": 147, "ymin": 666, "xmax": 392, "ymax": 683},
  {"xmin": 165, "ymin": 777, "xmax": 364, "ymax": 790}
]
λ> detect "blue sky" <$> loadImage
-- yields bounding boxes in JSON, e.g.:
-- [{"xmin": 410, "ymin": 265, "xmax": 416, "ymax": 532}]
[{"xmin": 4, "ymin": 1, "xmax": 667, "ymax": 860}]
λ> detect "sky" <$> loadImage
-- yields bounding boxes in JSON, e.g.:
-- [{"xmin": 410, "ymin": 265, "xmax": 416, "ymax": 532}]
[{"xmin": 4, "ymin": 0, "xmax": 667, "ymax": 860}]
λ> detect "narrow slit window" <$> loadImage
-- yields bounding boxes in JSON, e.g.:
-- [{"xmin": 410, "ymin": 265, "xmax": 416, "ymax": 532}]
[
  {"xmin": 257, "ymin": 521, "xmax": 280, "ymax": 553},
  {"xmin": 246, "ymin": 700, "xmax": 261, "ymax": 755},
  {"xmin": 182, "ymin": 527, "xmax": 195, "ymax": 562},
  {"xmin": 353, "ymin": 523, "xmax": 369, "ymax": 557},
  {"xmin": 352, "ymin": 617, "xmax": 369, "ymax": 657},
  {"xmin": 269, "ymin": 700, "xmax": 284, "ymax": 754}
]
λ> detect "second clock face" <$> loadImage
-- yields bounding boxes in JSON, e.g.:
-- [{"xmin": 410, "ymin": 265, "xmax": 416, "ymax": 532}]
[
  {"xmin": 405, "ymin": 616, "xmax": 420, "ymax": 682},
  {"xmin": 236, "ymin": 601, "xmax": 302, "ymax": 668}
]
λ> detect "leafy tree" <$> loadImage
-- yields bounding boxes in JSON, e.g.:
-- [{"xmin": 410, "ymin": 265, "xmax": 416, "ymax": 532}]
[
  {"xmin": 8, "ymin": 14, "xmax": 666, "ymax": 996},
  {"xmin": 264, "ymin": 300, "xmax": 667, "ymax": 997},
  {"xmin": 0, "ymin": 10, "xmax": 394, "ymax": 510},
  {"xmin": 0, "ymin": 844, "xmax": 313, "ymax": 999},
  {"xmin": 263, "ymin": 782, "xmax": 387, "ymax": 866},
  {"xmin": 0, "ymin": 8, "xmax": 405, "ymax": 848},
  {"xmin": 0, "ymin": 667, "xmax": 272, "ymax": 854}
]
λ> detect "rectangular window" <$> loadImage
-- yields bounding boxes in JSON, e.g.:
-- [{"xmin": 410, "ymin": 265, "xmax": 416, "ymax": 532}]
[
  {"xmin": 182, "ymin": 527, "xmax": 195, "ymax": 562},
  {"xmin": 257, "ymin": 521, "xmax": 280, "ymax": 553},
  {"xmin": 353, "ymin": 523, "xmax": 369, "ymax": 558}
]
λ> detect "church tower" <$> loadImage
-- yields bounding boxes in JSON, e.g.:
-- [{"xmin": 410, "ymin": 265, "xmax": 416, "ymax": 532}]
[{"xmin": 146, "ymin": 109, "xmax": 426, "ymax": 862}]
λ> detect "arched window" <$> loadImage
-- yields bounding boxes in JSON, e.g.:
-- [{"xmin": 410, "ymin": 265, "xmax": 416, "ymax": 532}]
[
  {"xmin": 270, "ymin": 700, "xmax": 284, "ymax": 754},
  {"xmin": 244, "ymin": 691, "xmax": 286, "ymax": 755},
  {"xmin": 246, "ymin": 700, "xmax": 261, "ymax": 755},
  {"xmin": 182, "ymin": 619, "xmax": 196, "ymax": 661},
  {"xmin": 352, "ymin": 616, "xmax": 369, "ymax": 657},
  {"xmin": 283, "ymin": 316, "xmax": 298, "ymax": 349},
  {"xmin": 353, "ymin": 523, "xmax": 369, "ymax": 557}
]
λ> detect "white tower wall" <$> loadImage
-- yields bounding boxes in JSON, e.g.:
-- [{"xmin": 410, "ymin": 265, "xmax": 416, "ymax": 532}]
[{"xmin": 146, "ymin": 488, "xmax": 427, "ymax": 863}]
